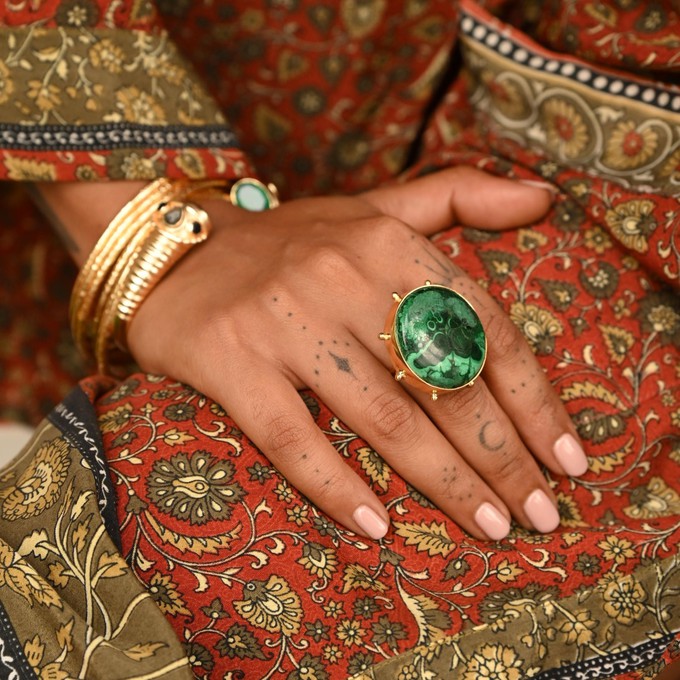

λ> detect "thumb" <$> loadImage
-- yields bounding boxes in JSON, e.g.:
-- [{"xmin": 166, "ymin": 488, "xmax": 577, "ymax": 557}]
[{"xmin": 362, "ymin": 167, "xmax": 556, "ymax": 236}]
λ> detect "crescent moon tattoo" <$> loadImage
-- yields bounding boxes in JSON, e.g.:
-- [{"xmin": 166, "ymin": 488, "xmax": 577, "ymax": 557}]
[{"xmin": 479, "ymin": 421, "xmax": 505, "ymax": 452}]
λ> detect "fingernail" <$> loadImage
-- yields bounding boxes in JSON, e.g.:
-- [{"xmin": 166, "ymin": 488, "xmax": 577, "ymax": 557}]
[
  {"xmin": 524, "ymin": 490, "xmax": 560, "ymax": 533},
  {"xmin": 517, "ymin": 179, "xmax": 560, "ymax": 195},
  {"xmin": 475, "ymin": 502, "xmax": 511, "ymax": 541},
  {"xmin": 353, "ymin": 505, "xmax": 389, "ymax": 540},
  {"xmin": 554, "ymin": 433, "xmax": 589, "ymax": 476}
]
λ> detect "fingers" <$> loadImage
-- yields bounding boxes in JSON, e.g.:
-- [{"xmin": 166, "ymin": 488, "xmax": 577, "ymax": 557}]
[
  {"xmin": 203, "ymin": 360, "xmax": 391, "ymax": 541},
  {"xmin": 362, "ymin": 167, "xmax": 554, "ymax": 235},
  {"xmin": 442, "ymin": 274, "xmax": 586, "ymax": 474},
  {"xmin": 411, "ymin": 378, "xmax": 561, "ymax": 534},
  {"xmin": 287, "ymin": 337, "xmax": 513, "ymax": 541}
]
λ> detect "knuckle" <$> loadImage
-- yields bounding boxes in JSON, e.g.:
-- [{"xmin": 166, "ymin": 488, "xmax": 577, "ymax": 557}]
[
  {"xmin": 364, "ymin": 214, "xmax": 411, "ymax": 249},
  {"xmin": 311, "ymin": 468, "xmax": 349, "ymax": 504},
  {"xmin": 485, "ymin": 310, "xmax": 523, "ymax": 361},
  {"xmin": 201, "ymin": 309, "xmax": 244, "ymax": 356},
  {"xmin": 491, "ymin": 449, "xmax": 528, "ymax": 483},
  {"xmin": 447, "ymin": 381, "xmax": 486, "ymax": 420},
  {"xmin": 263, "ymin": 414, "xmax": 314, "ymax": 461},
  {"xmin": 365, "ymin": 390, "xmax": 419, "ymax": 443},
  {"xmin": 307, "ymin": 245, "xmax": 361, "ymax": 285}
]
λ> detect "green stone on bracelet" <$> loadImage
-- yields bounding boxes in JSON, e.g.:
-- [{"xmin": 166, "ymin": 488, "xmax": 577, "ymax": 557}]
[{"xmin": 394, "ymin": 285, "xmax": 486, "ymax": 390}]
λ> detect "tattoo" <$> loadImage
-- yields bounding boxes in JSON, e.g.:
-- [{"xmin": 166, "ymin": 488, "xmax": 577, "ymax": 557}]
[
  {"xmin": 25, "ymin": 184, "xmax": 79, "ymax": 255},
  {"xmin": 417, "ymin": 242, "xmax": 459, "ymax": 281},
  {"xmin": 479, "ymin": 421, "xmax": 505, "ymax": 452},
  {"xmin": 328, "ymin": 351, "xmax": 353, "ymax": 375},
  {"xmin": 439, "ymin": 464, "xmax": 458, "ymax": 499}
]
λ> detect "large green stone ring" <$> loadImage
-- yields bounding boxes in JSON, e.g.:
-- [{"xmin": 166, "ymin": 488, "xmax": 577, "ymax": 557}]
[{"xmin": 380, "ymin": 281, "xmax": 487, "ymax": 400}]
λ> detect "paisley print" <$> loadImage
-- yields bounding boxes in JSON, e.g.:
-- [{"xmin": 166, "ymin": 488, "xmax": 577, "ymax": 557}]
[{"xmin": 0, "ymin": 0, "xmax": 678, "ymax": 678}]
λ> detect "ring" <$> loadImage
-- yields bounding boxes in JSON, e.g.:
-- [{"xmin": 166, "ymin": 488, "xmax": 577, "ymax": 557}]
[
  {"xmin": 230, "ymin": 178, "xmax": 279, "ymax": 211},
  {"xmin": 380, "ymin": 281, "xmax": 487, "ymax": 401}
]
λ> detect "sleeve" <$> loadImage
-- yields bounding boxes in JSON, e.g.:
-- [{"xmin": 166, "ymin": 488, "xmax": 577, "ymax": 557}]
[{"xmin": 0, "ymin": 0, "xmax": 254, "ymax": 182}]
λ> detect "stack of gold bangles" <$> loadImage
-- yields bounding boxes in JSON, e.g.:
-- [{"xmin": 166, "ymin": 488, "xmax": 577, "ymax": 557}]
[{"xmin": 70, "ymin": 177, "xmax": 278, "ymax": 375}]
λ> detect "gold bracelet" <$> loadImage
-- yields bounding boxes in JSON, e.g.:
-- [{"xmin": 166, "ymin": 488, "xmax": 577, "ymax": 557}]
[
  {"xmin": 94, "ymin": 199, "xmax": 213, "ymax": 373},
  {"xmin": 70, "ymin": 177, "xmax": 279, "ymax": 375},
  {"xmin": 69, "ymin": 178, "xmax": 175, "ymax": 358}
]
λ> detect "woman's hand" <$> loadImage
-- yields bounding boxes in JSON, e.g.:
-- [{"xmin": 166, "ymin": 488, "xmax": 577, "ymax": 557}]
[{"xmin": 125, "ymin": 167, "xmax": 588, "ymax": 541}]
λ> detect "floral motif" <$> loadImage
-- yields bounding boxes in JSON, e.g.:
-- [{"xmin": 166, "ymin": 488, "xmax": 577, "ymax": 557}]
[
  {"xmin": 600, "ymin": 324, "xmax": 635, "ymax": 365},
  {"xmin": 371, "ymin": 616, "xmax": 407, "ymax": 649},
  {"xmin": 541, "ymin": 97, "xmax": 590, "ymax": 159},
  {"xmin": 603, "ymin": 121, "xmax": 659, "ymax": 170},
  {"xmin": 147, "ymin": 451, "xmax": 245, "ymax": 525},
  {"xmin": 624, "ymin": 477, "xmax": 680, "ymax": 519},
  {"xmin": 337, "ymin": 619, "xmax": 367, "ymax": 647},
  {"xmin": 463, "ymin": 643, "xmax": 523, "ymax": 680},
  {"xmin": 148, "ymin": 572, "xmax": 191, "ymax": 617},
  {"xmin": 579, "ymin": 261, "xmax": 620, "ymax": 299},
  {"xmin": 481, "ymin": 70, "xmax": 529, "ymax": 119},
  {"xmin": 55, "ymin": 0, "xmax": 100, "ymax": 27},
  {"xmin": 602, "ymin": 575, "xmax": 647, "ymax": 625},
  {"xmin": 559, "ymin": 610, "xmax": 597, "ymax": 646},
  {"xmin": 604, "ymin": 199, "xmax": 657, "ymax": 253},
  {"xmin": 598, "ymin": 535, "xmax": 635, "ymax": 565},
  {"xmin": 1, "ymin": 437, "xmax": 70, "ymax": 520},
  {"xmin": 298, "ymin": 542, "xmax": 339, "ymax": 579},
  {"xmin": 509, "ymin": 302, "xmax": 563, "ymax": 354},
  {"xmin": 115, "ymin": 86, "xmax": 167, "ymax": 125},
  {"xmin": 185, "ymin": 641, "xmax": 214, "ymax": 673},
  {"xmin": 0, "ymin": 62, "xmax": 15, "ymax": 106},
  {"xmin": 479, "ymin": 250, "xmax": 520, "ymax": 283},
  {"xmin": 4, "ymin": 156, "xmax": 57, "ymax": 181},
  {"xmin": 4, "ymin": 2, "xmax": 680, "ymax": 678},
  {"xmin": 214, "ymin": 623, "xmax": 266, "ymax": 660},
  {"xmin": 234, "ymin": 575, "xmax": 302, "ymax": 635},
  {"xmin": 88, "ymin": 39, "xmax": 126, "ymax": 74},
  {"xmin": 660, "ymin": 147, "xmax": 680, "ymax": 182},
  {"xmin": 584, "ymin": 226, "xmax": 613, "ymax": 254},
  {"xmin": 637, "ymin": 290, "xmax": 680, "ymax": 346},
  {"xmin": 538, "ymin": 280, "xmax": 579, "ymax": 312},
  {"xmin": 478, "ymin": 585, "xmax": 559, "ymax": 627},
  {"xmin": 574, "ymin": 407, "xmax": 626, "ymax": 444},
  {"xmin": 99, "ymin": 404, "xmax": 133, "ymax": 433}
]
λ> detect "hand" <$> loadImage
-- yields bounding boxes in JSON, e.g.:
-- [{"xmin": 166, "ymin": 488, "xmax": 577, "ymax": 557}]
[{"xmin": 128, "ymin": 168, "xmax": 588, "ymax": 541}]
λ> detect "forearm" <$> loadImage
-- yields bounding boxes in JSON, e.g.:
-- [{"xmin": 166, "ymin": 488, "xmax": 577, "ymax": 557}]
[{"xmin": 28, "ymin": 181, "xmax": 148, "ymax": 267}]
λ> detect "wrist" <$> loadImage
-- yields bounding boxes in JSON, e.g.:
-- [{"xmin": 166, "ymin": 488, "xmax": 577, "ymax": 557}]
[{"xmin": 34, "ymin": 180, "xmax": 148, "ymax": 266}]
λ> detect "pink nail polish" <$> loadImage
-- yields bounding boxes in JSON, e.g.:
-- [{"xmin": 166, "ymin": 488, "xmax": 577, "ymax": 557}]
[
  {"xmin": 524, "ymin": 490, "xmax": 560, "ymax": 533},
  {"xmin": 475, "ymin": 502, "xmax": 510, "ymax": 541},
  {"xmin": 554, "ymin": 433, "xmax": 589, "ymax": 476},
  {"xmin": 517, "ymin": 179, "xmax": 560, "ymax": 195},
  {"xmin": 353, "ymin": 505, "xmax": 389, "ymax": 540}
]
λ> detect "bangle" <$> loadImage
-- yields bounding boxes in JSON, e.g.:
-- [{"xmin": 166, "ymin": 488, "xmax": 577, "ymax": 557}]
[
  {"xmin": 69, "ymin": 178, "xmax": 175, "ymax": 359},
  {"xmin": 70, "ymin": 177, "xmax": 279, "ymax": 375}
]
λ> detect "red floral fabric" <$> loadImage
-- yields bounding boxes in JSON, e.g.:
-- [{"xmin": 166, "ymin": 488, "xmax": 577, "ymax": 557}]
[
  {"xmin": 95, "ymin": 3, "xmax": 680, "ymax": 677},
  {"xmin": 1, "ymin": 0, "xmax": 679, "ymax": 678}
]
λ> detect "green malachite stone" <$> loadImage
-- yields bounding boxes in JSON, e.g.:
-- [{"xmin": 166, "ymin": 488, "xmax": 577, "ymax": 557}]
[{"xmin": 394, "ymin": 286, "xmax": 486, "ymax": 390}]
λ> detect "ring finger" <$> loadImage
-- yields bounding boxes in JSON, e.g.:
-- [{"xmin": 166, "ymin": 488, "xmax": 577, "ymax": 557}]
[{"xmin": 287, "ymin": 332, "xmax": 515, "ymax": 541}]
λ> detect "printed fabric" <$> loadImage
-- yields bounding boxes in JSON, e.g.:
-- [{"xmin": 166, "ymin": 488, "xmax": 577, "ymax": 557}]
[{"xmin": 0, "ymin": 0, "xmax": 679, "ymax": 679}]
